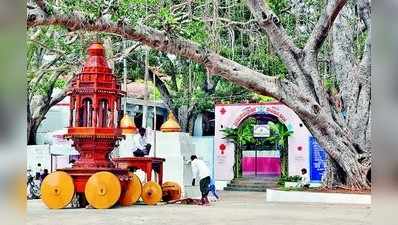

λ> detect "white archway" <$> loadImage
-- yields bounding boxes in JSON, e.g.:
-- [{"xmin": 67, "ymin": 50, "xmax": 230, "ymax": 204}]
[{"xmin": 214, "ymin": 102, "xmax": 312, "ymax": 181}]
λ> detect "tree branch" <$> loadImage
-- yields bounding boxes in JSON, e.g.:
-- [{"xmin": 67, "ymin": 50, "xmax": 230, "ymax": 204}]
[
  {"xmin": 246, "ymin": 0, "xmax": 318, "ymax": 102},
  {"xmin": 304, "ymin": 0, "xmax": 347, "ymax": 55},
  {"xmin": 151, "ymin": 70, "xmax": 173, "ymax": 106},
  {"xmin": 357, "ymin": 0, "xmax": 371, "ymax": 30},
  {"xmin": 49, "ymin": 74, "xmax": 74, "ymax": 106},
  {"xmin": 35, "ymin": 0, "xmax": 50, "ymax": 15},
  {"xmin": 27, "ymin": 55, "xmax": 62, "ymax": 101},
  {"xmin": 300, "ymin": 0, "xmax": 348, "ymax": 115},
  {"xmin": 30, "ymin": 6, "xmax": 290, "ymax": 101},
  {"xmin": 111, "ymin": 42, "xmax": 142, "ymax": 62},
  {"xmin": 346, "ymin": 28, "xmax": 371, "ymax": 116},
  {"xmin": 345, "ymin": 31, "xmax": 371, "ymax": 151},
  {"xmin": 196, "ymin": 16, "xmax": 257, "ymax": 29},
  {"xmin": 28, "ymin": 38, "xmax": 66, "ymax": 56},
  {"xmin": 246, "ymin": 0, "xmax": 301, "ymax": 57},
  {"xmin": 26, "ymin": 2, "xmax": 344, "ymax": 146}
]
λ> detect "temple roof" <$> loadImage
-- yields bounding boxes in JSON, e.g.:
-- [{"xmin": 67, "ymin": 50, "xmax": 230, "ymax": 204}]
[{"xmin": 82, "ymin": 42, "xmax": 111, "ymax": 73}]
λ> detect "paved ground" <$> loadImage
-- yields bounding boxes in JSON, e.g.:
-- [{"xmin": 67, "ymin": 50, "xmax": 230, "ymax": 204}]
[{"xmin": 27, "ymin": 191, "xmax": 371, "ymax": 225}]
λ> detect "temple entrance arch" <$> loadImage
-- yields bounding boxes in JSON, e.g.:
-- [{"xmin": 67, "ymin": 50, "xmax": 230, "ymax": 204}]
[{"xmin": 214, "ymin": 102, "xmax": 312, "ymax": 182}]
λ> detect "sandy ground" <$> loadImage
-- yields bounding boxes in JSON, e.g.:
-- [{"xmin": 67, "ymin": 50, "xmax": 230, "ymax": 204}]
[{"xmin": 27, "ymin": 191, "xmax": 371, "ymax": 225}]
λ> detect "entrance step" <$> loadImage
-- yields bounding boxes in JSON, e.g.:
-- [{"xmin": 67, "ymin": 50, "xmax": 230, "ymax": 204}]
[
  {"xmin": 233, "ymin": 176, "xmax": 279, "ymax": 181},
  {"xmin": 231, "ymin": 180, "xmax": 278, "ymax": 185},
  {"xmin": 223, "ymin": 186, "xmax": 268, "ymax": 192},
  {"xmin": 227, "ymin": 183, "xmax": 278, "ymax": 189},
  {"xmin": 224, "ymin": 177, "xmax": 279, "ymax": 192}
]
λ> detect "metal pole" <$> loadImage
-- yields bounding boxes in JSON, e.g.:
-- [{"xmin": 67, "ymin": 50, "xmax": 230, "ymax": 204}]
[
  {"xmin": 153, "ymin": 66, "xmax": 157, "ymax": 158},
  {"xmin": 123, "ymin": 39, "xmax": 128, "ymax": 113},
  {"xmin": 143, "ymin": 48, "xmax": 149, "ymax": 128},
  {"xmin": 152, "ymin": 64, "xmax": 158, "ymax": 183},
  {"xmin": 142, "ymin": 0, "xmax": 149, "ymax": 128}
]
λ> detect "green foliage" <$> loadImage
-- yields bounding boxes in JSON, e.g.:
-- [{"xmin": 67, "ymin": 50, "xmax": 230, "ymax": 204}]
[
  {"xmin": 27, "ymin": 0, "xmax": 368, "ymax": 135},
  {"xmin": 222, "ymin": 117, "xmax": 256, "ymax": 146},
  {"xmin": 266, "ymin": 121, "xmax": 293, "ymax": 177},
  {"xmin": 277, "ymin": 175, "xmax": 302, "ymax": 186},
  {"xmin": 253, "ymin": 94, "xmax": 275, "ymax": 103},
  {"xmin": 354, "ymin": 30, "xmax": 369, "ymax": 59},
  {"xmin": 266, "ymin": 121, "xmax": 293, "ymax": 149},
  {"xmin": 324, "ymin": 77, "xmax": 336, "ymax": 91},
  {"xmin": 221, "ymin": 117, "xmax": 256, "ymax": 178},
  {"xmin": 267, "ymin": 0, "xmax": 290, "ymax": 15},
  {"xmin": 27, "ymin": 27, "xmax": 87, "ymax": 98},
  {"xmin": 182, "ymin": 21, "xmax": 207, "ymax": 43},
  {"xmin": 28, "ymin": 0, "xmax": 305, "ymax": 120}
]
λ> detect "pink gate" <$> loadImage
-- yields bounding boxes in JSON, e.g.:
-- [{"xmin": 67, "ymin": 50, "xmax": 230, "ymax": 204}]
[{"xmin": 242, "ymin": 150, "xmax": 281, "ymax": 176}]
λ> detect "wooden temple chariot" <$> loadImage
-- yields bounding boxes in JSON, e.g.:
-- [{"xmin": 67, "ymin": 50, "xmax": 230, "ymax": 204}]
[{"xmin": 40, "ymin": 43, "xmax": 180, "ymax": 209}]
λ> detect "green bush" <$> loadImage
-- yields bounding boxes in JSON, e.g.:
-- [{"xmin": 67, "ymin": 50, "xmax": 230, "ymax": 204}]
[{"xmin": 277, "ymin": 175, "xmax": 302, "ymax": 186}]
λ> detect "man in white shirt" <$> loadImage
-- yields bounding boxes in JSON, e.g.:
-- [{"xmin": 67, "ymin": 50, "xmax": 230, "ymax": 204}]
[
  {"xmin": 190, "ymin": 155, "xmax": 211, "ymax": 205},
  {"xmin": 299, "ymin": 168, "xmax": 310, "ymax": 188},
  {"xmin": 132, "ymin": 128, "xmax": 151, "ymax": 157}
]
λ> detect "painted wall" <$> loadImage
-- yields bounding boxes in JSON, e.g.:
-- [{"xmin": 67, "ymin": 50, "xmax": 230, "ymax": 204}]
[
  {"xmin": 36, "ymin": 95, "xmax": 70, "ymax": 145},
  {"xmin": 117, "ymin": 131, "xmax": 196, "ymax": 196},
  {"xmin": 27, "ymin": 144, "xmax": 77, "ymax": 172},
  {"xmin": 154, "ymin": 132, "xmax": 195, "ymax": 188},
  {"xmin": 214, "ymin": 102, "xmax": 312, "ymax": 181},
  {"xmin": 192, "ymin": 136, "xmax": 214, "ymax": 178}
]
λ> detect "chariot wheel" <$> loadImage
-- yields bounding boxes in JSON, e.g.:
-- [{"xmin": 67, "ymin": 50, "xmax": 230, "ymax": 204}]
[
  {"xmin": 41, "ymin": 171, "xmax": 75, "ymax": 209},
  {"xmin": 162, "ymin": 181, "xmax": 182, "ymax": 202},
  {"xmin": 141, "ymin": 181, "xmax": 162, "ymax": 205},
  {"xmin": 119, "ymin": 172, "xmax": 142, "ymax": 206},
  {"xmin": 84, "ymin": 171, "xmax": 121, "ymax": 209}
]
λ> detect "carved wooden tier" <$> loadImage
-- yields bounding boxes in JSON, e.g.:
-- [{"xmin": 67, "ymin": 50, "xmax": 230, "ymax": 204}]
[{"xmin": 64, "ymin": 43, "xmax": 125, "ymax": 168}]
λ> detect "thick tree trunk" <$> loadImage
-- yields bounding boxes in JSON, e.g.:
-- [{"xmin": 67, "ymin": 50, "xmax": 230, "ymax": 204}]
[
  {"xmin": 187, "ymin": 113, "xmax": 196, "ymax": 135},
  {"xmin": 152, "ymin": 69, "xmax": 194, "ymax": 133},
  {"xmin": 27, "ymin": 90, "xmax": 68, "ymax": 145},
  {"xmin": 178, "ymin": 107, "xmax": 189, "ymax": 133},
  {"xmin": 177, "ymin": 105, "xmax": 195, "ymax": 133},
  {"xmin": 290, "ymin": 96, "xmax": 370, "ymax": 189},
  {"xmin": 27, "ymin": 117, "xmax": 44, "ymax": 145},
  {"xmin": 246, "ymin": 0, "xmax": 370, "ymax": 190}
]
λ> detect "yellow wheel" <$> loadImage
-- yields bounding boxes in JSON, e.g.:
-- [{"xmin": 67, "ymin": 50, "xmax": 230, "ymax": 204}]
[
  {"xmin": 85, "ymin": 172, "xmax": 121, "ymax": 209},
  {"xmin": 141, "ymin": 181, "xmax": 162, "ymax": 205},
  {"xmin": 119, "ymin": 172, "xmax": 142, "ymax": 206},
  {"xmin": 162, "ymin": 181, "xmax": 182, "ymax": 202},
  {"xmin": 41, "ymin": 171, "xmax": 75, "ymax": 209}
]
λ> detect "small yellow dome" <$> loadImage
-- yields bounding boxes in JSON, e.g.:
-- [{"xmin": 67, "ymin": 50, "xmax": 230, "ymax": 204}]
[
  {"xmin": 160, "ymin": 112, "xmax": 181, "ymax": 132},
  {"xmin": 120, "ymin": 114, "xmax": 137, "ymax": 134}
]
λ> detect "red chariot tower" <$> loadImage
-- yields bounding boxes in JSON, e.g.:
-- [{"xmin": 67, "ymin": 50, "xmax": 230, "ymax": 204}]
[
  {"xmin": 40, "ymin": 43, "xmax": 130, "ymax": 209},
  {"xmin": 65, "ymin": 43, "xmax": 124, "ymax": 168}
]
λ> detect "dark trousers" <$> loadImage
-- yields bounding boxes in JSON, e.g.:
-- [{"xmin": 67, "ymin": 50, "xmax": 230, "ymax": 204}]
[
  {"xmin": 199, "ymin": 176, "xmax": 211, "ymax": 198},
  {"xmin": 133, "ymin": 144, "xmax": 151, "ymax": 157},
  {"xmin": 133, "ymin": 149, "xmax": 147, "ymax": 157}
]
